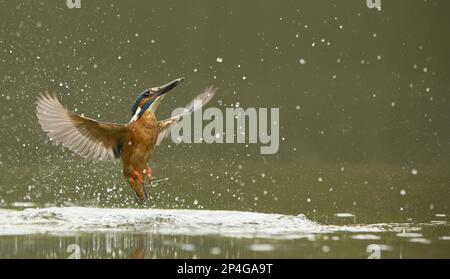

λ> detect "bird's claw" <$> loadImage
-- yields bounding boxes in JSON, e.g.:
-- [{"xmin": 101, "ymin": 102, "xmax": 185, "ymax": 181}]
[
  {"xmin": 130, "ymin": 167, "xmax": 154, "ymax": 204},
  {"xmin": 143, "ymin": 181, "xmax": 150, "ymax": 199},
  {"xmin": 134, "ymin": 192, "xmax": 144, "ymax": 204},
  {"xmin": 143, "ymin": 167, "xmax": 153, "ymax": 181}
]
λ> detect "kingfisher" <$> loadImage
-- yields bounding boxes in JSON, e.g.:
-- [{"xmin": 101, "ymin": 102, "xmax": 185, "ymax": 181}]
[{"xmin": 36, "ymin": 78, "xmax": 215, "ymax": 203}]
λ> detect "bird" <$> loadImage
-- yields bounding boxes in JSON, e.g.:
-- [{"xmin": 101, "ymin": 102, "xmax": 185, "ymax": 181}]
[{"xmin": 36, "ymin": 78, "xmax": 215, "ymax": 204}]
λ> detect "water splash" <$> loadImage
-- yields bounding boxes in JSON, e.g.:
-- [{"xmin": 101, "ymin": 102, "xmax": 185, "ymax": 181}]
[{"xmin": 0, "ymin": 207, "xmax": 427, "ymax": 239}]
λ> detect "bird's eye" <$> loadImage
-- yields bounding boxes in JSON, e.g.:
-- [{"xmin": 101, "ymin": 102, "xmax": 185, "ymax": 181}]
[{"xmin": 144, "ymin": 92, "xmax": 150, "ymax": 97}]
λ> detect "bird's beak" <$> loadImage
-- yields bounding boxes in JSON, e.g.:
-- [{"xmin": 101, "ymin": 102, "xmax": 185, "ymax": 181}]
[
  {"xmin": 144, "ymin": 77, "xmax": 184, "ymax": 114},
  {"xmin": 154, "ymin": 77, "xmax": 184, "ymax": 97}
]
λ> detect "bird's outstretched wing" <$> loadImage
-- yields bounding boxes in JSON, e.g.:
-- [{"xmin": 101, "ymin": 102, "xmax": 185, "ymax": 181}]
[
  {"xmin": 156, "ymin": 86, "xmax": 217, "ymax": 145},
  {"xmin": 36, "ymin": 92, "xmax": 127, "ymax": 160}
]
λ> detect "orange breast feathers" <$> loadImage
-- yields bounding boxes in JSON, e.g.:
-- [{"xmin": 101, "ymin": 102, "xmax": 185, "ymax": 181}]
[{"xmin": 121, "ymin": 112, "xmax": 159, "ymax": 171}]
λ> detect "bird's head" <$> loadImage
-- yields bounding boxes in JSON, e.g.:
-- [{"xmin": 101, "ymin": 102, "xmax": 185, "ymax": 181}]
[{"xmin": 130, "ymin": 77, "xmax": 184, "ymax": 121}]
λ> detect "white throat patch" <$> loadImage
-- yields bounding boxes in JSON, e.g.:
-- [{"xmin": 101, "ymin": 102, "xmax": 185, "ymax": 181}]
[{"xmin": 129, "ymin": 106, "xmax": 142, "ymax": 123}]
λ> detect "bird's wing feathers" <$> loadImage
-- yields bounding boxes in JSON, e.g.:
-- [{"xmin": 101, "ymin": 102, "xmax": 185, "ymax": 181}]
[
  {"xmin": 36, "ymin": 92, "xmax": 127, "ymax": 160},
  {"xmin": 156, "ymin": 86, "xmax": 217, "ymax": 145}
]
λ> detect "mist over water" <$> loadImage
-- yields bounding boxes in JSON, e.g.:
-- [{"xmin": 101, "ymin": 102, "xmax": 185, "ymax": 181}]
[{"xmin": 0, "ymin": 0, "xmax": 449, "ymax": 258}]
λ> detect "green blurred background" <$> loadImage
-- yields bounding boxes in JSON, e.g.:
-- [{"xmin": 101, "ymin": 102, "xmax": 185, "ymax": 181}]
[{"xmin": 0, "ymin": 0, "xmax": 449, "ymax": 223}]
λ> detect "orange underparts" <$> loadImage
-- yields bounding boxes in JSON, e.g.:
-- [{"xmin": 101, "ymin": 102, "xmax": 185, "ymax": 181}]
[{"xmin": 131, "ymin": 170, "xmax": 143, "ymax": 184}]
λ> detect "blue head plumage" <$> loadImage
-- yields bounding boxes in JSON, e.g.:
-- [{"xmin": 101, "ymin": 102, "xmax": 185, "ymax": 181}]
[
  {"xmin": 131, "ymin": 77, "xmax": 184, "ymax": 119},
  {"xmin": 131, "ymin": 89, "xmax": 151, "ymax": 116}
]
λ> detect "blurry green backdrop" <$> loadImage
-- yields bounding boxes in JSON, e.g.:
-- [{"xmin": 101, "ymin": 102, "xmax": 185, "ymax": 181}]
[{"xmin": 1, "ymin": 0, "xmax": 449, "ymax": 223}]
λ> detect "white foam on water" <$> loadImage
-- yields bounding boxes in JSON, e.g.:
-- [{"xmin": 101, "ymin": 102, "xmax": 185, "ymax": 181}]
[
  {"xmin": 351, "ymin": 234, "xmax": 381, "ymax": 240},
  {"xmin": 334, "ymin": 213, "xmax": 355, "ymax": 218},
  {"xmin": 0, "ymin": 207, "xmax": 423, "ymax": 239},
  {"xmin": 249, "ymin": 243, "xmax": 275, "ymax": 252},
  {"xmin": 408, "ymin": 238, "xmax": 432, "ymax": 244},
  {"xmin": 396, "ymin": 232, "xmax": 423, "ymax": 238}
]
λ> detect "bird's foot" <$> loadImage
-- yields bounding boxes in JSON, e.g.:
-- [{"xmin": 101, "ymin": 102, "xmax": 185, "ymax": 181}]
[
  {"xmin": 143, "ymin": 181, "xmax": 150, "ymax": 201},
  {"xmin": 143, "ymin": 167, "xmax": 153, "ymax": 200},
  {"xmin": 143, "ymin": 167, "xmax": 153, "ymax": 183}
]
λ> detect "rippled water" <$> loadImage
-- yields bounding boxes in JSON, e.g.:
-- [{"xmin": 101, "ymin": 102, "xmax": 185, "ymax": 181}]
[{"xmin": 0, "ymin": 206, "xmax": 449, "ymax": 258}]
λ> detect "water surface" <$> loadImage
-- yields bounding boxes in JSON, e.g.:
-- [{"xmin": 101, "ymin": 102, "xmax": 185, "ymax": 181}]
[{"xmin": 1, "ymin": 206, "xmax": 449, "ymax": 258}]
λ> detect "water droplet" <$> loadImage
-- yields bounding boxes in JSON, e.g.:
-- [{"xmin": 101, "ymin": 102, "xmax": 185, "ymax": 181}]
[{"xmin": 322, "ymin": 245, "xmax": 330, "ymax": 253}]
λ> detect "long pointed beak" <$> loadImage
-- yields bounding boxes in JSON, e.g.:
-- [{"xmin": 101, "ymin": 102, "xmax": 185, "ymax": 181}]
[{"xmin": 155, "ymin": 77, "xmax": 184, "ymax": 96}]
